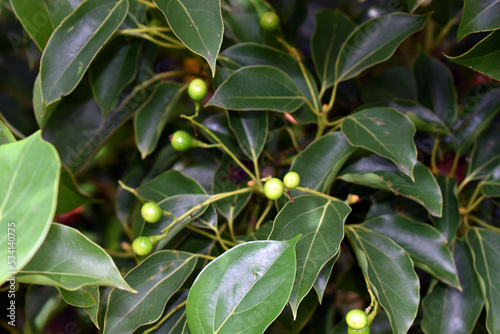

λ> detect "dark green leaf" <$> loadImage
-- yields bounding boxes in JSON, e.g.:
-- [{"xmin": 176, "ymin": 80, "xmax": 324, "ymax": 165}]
[
  {"xmin": 347, "ymin": 227, "xmax": 419, "ymax": 334},
  {"xmin": 0, "ymin": 119, "xmax": 15, "ymax": 145},
  {"xmin": 207, "ymin": 65, "xmax": 306, "ymax": 113},
  {"xmin": 290, "ymin": 132, "xmax": 355, "ymax": 192},
  {"xmin": 361, "ymin": 67, "xmax": 418, "ymax": 103},
  {"xmin": 313, "ymin": 251, "xmax": 340, "ymax": 303},
  {"xmin": 90, "ymin": 37, "xmax": 142, "ymax": 117},
  {"xmin": 134, "ymin": 82, "xmax": 185, "ymax": 158},
  {"xmin": 362, "ymin": 214, "xmax": 460, "ymax": 288},
  {"xmin": 340, "ymin": 155, "xmax": 442, "ymax": 217},
  {"xmin": 406, "ymin": 0, "xmax": 426, "ymax": 12},
  {"xmin": 58, "ymin": 285, "xmax": 98, "ymax": 308},
  {"xmin": 269, "ymin": 196, "xmax": 351, "ymax": 317},
  {"xmin": 24, "ymin": 286, "xmax": 63, "ymax": 334},
  {"xmin": 457, "ymin": 0, "xmax": 500, "ymax": 39},
  {"xmin": 414, "ymin": 53, "xmax": 457, "ymax": 127},
  {"xmin": 154, "ymin": 0, "xmax": 223, "ymax": 75},
  {"xmin": 342, "ymin": 107, "xmax": 417, "ymax": 179},
  {"xmin": 226, "ymin": 110, "xmax": 268, "ymax": 161},
  {"xmin": 430, "ymin": 176, "xmax": 460, "ymax": 244},
  {"xmin": 335, "ymin": 13, "xmax": 429, "ymax": 83},
  {"xmin": 311, "ymin": 9, "xmax": 356, "ymax": 90},
  {"xmin": 40, "ymin": 0, "xmax": 128, "ymax": 106},
  {"xmin": 481, "ymin": 172, "xmax": 500, "ymax": 197},
  {"xmin": 17, "ymin": 223, "xmax": 133, "ymax": 292},
  {"xmin": 421, "ymin": 240, "xmax": 484, "ymax": 334},
  {"xmin": 103, "ymin": 251, "xmax": 197, "ymax": 334},
  {"xmin": 186, "ymin": 238, "xmax": 300, "ymax": 333},
  {"xmin": 467, "ymin": 125, "xmax": 500, "ymax": 180},
  {"xmin": 10, "ymin": 0, "xmax": 81, "ymax": 50},
  {"xmin": 56, "ymin": 166, "xmax": 95, "ymax": 214},
  {"xmin": 467, "ymin": 228, "xmax": 500, "ymax": 334},
  {"xmin": 222, "ymin": 4, "xmax": 261, "ymax": 43},
  {"xmin": 203, "ymin": 113, "xmax": 246, "ymax": 159},
  {"xmin": 0, "ymin": 131, "xmax": 60, "ymax": 284}
]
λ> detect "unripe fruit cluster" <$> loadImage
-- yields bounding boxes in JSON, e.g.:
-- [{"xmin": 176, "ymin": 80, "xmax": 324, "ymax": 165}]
[{"xmin": 263, "ymin": 171, "xmax": 300, "ymax": 200}]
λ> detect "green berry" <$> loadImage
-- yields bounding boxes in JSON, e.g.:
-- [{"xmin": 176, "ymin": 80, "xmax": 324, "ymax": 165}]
[
  {"xmin": 188, "ymin": 79, "xmax": 208, "ymax": 102},
  {"xmin": 260, "ymin": 12, "xmax": 280, "ymax": 31},
  {"xmin": 283, "ymin": 171, "xmax": 300, "ymax": 189},
  {"xmin": 348, "ymin": 326, "xmax": 370, "ymax": 334},
  {"xmin": 132, "ymin": 236, "xmax": 153, "ymax": 256},
  {"xmin": 171, "ymin": 130, "xmax": 192, "ymax": 151},
  {"xmin": 264, "ymin": 178, "xmax": 284, "ymax": 200},
  {"xmin": 141, "ymin": 202, "xmax": 163, "ymax": 223},
  {"xmin": 346, "ymin": 309, "xmax": 368, "ymax": 330}
]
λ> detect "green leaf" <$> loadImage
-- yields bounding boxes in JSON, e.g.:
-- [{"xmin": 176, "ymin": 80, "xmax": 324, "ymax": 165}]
[
  {"xmin": 406, "ymin": 0, "xmax": 426, "ymax": 12},
  {"xmin": 414, "ymin": 53, "xmax": 458, "ymax": 127},
  {"xmin": 453, "ymin": 86, "xmax": 500, "ymax": 154},
  {"xmin": 0, "ymin": 131, "xmax": 60, "ymax": 284},
  {"xmin": 481, "ymin": 170, "xmax": 500, "ymax": 197},
  {"xmin": 222, "ymin": 3, "xmax": 261, "ymax": 43},
  {"xmin": 421, "ymin": 240, "xmax": 484, "ymax": 334},
  {"xmin": 219, "ymin": 42, "xmax": 319, "ymax": 123},
  {"xmin": 103, "ymin": 251, "xmax": 197, "ymax": 334},
  {"xmin": 467, "ymin": 125, "xmax": 500, "ymax": 180},
  {"xmin": 311, "ymin": 9, "xmax": 356, "ymax": 90},
  {"xmin": 362, "ymin": 214, "xmax": 460, "ymax": 288},
  {"xmin": 40, "ymin": 0, "xmax": 128, "ymax": 107},
  {"xmin": 213, "ymin": 155, "xmax": 252, "ymax": 220},
  {"xmin": 360, "ymin": 67, "xmax": 418, "ymax": 103},
  {"xmin": 207, "ymin": 65, "xmax": 306, "ymax": 113},
  {"xmin": 430, "ymin": 176, "xmax": 460, "ymax": 244},
  {"xmin": 17, "ymin": 223, "xmax": 134, "ymax": 292},
  {"xmin": 202, "ymin": 113, "xmax": 244, "ymax": 159},
  {"xmin": 347, "ymin": 227, "xmax": 419, "ymax": 334},
  {"xmin": 341, "ymin": 107, "xmax": 417, "ymax": 179},
  {"xmin": 186, "ymin": 238, "xmax": 299, "ymax": 334},
  {"xmin": 134, "ymin": 82, "xmax": 186, "ymax": 158},
  {"xmin": 10, "ymin": 0, "xmax": 81, "ymax": 50},
  {"xmin": 457, "ymin": 0, "xmax": 500, "ymax": 40},
  {"xmin": 0, "ymin": 119, "xmax": 15, "ymax": 145},
  {"xmin": 447, "ymin": 30, "xmax": 500, "ymax": 81},
  {"xmin": 56, "ymin": 166, "xmax": 95, "ymax": 214},
  {"xmin": 33, "ymin": 74, "xmax": 59, "ymax": 128},
  {"xmin": 24, "ymin": 286, "xmax": 63, "ymax": 334},
  {"xmin": 90, "ymin": 37, "xmax": 142, "ymax": 117},
  {"xmin": 340, "ymin": 155, "xmax": 442, "ymax": 217},
  {"xmin": 467, "ymin": 228, "xmax": 500, "ymax": 334},
  {"xmin": 154, "ymin": 0, "xmax": 223, "ymax": 75},
  {"xmin": 58, "ymin": 285, "xmax": 98, "ymax": 308},
  {"xmin": 226, "ymin": 110, "xmax": 268, "ymax": 161},
  {"xmin": 269, "ymin": 196, "xmax": 351, "ymax": 317},
  {"xmin": 290, "ymin": 132, "xmax": 355, "ymax": 192},
  {"xmin": 313, "ymin": 250, "xmax": 340, "ymax": 303},
  {"xmin": 335, "ymin": 13, "xmax": 429, "ymax": 83},
  {"xmin": 362, "ymin": 98, "xmax": 449, "ymax": 135}
]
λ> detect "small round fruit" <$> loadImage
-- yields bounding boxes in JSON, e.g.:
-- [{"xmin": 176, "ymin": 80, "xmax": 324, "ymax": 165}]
[
  {"xmin": 188, "ymin": 79, "xmax": 208, "ymax": 102},
  {"xmin": 283, "ymin": 171, "xmax": 300, "ymax": 189},
  {"xmin": 171, "ymin": 130, "xmax": 192, "ymax": 151},
  {"xmin": 346, "ymin": 309, "xmax": 368, "ymax": 330},
  {"xmin": 260, "ymin": 12, "xmax": 280, "ymax": 31},
  {"xmin": 348, "ymin": 326, "xmax": 370, "ymax": 334},
  {"xmin": 264, "ymin": 178, "xmax": 284, "ymax": 200},
  {"xmin": 141, "ymin": 202, "xmax": 163, "ymax": 223},
  {"xmin": 132, "ymin": 236, "xmax": 153, "ymax": 256}
]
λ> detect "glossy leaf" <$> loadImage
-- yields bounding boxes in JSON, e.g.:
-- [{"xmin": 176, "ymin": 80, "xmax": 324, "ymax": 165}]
[
  {"xmin": 269, "ymin": 196, "xmax": 351, "ymax": 317},
  {"xmin": 311, "ymin": 9, "xmax": 356, "ymax": 90},
  {"xmin": 59, "ymin": 285, "xmax": 98, "ymax": 308},
  {"xmin": 0, "ymin": 131, "xmax": 60, "ymax": 285},
  {"xmin": 430, "ymin": 177, "xmax": 460, "ymax": 244},
  {"xmin": 56, "ymin": 166, "xmax": 94, "ymax": 214},
  {"xmin": 207, "ymin": 65, "xmax": 306, "ymax": 113},
  {"xmin": 202, "ymin": 113, "xmax": 244, "ymax": 159},
  {"xmin": 340, "ymin": 155, "xmax": 442, "ymax": 217},
  {"xmin": 362, "ymin": 214, "xmax": 460, "ymax": 288},
  {"xmin": 226, "ymin": 110, "xmax": 268, "ymax": 161},
  {"xmin": 40, "ymin": 0, "xmax": 128, "ymax": 107},
  {"xmin": 421, "ymin": 240, "xmax": 484, "ymax": 334},
  {"xmin": 17, "ymin": 223, "xmax": 133, "ymax": 292},
  {"xmin": 361, "ymin": 67, "xmax": 418, "ymax": 103},
  {"xmin": 10, "ymin": 0, "xmax": 81, "ymax": 50},
  {"xmin": 414, "ymin": 53, "xmax": 457, "ymax": 127},
  {"xmin": 467, "ymin": 125, "xmax": 500, "ymax": 180},
  {"xmin": 186, "ymin": 238, "xmax": 299, "ymax": 334},
  {"xmin": 141, "ymin": 292, "xmax": 189, "ymax": 334},
  {"xmin": 313, "ymin": 250, "xmax": 340, "ymax": 303},
  {"xmin": 103, "ymin": 251, "xmax": 197, "ymax": 334},
  {"xmin": 90, "ymin": 37, "xmax": 142, "ymax": 117},
  {"xmin": 347, "ymin": 227, "xmax": 419, "ymax": 334},
  {"xmin": 290, "ymin": 132, "xmax": 355, "ymax": 192},
  {"xmin": 342, "ymin": 107, "xmax": 417, "ymax": 179},
  {"xmin": 0, "ymin": 120, "xmax": 15, "ymax": 145},
  {"xmin": 213, "ymin": 155, "xmax": 252, "ymax": 220},
  {"xmin": 134, "ymin": 82, "xmax": 186, "ymax": 158},
  {"xmin": 467, "ymin": 228, "xmax": 500, "ymax": 333},
  {"xmin": 222, "ymin": 3, "xmax": 261, "ymax": 43},
  {"xmin": 24, "ymin": 286, "xmax": 63, "ymax": 334},
  {"xmin": 481, "ymin": 175, "xmax": 500, "ymax": 197},
  {"xmin": 33, "ymin": 74, "xmax": 59, "ymax": 128},
  {"xmin": 335, "ymin": 13, "xmax": 428, "ymax": 83},
  {"xmin": 453, "ymin": 86, "xmax": 500, "ymax": 154},
  {"xmin": 154, "ymin": 0, "xmax": 223, "ymax": 75},
  {"xmin": 457, "ymin": 0, "xmax": 500, "ymax": 40},
  {"xmin": 406, "ymin": 0, "xmax": 426, "ymax": 12}
]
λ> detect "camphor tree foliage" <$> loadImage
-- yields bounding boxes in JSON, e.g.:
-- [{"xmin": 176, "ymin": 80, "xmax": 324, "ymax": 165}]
[{"xmin": 1, "ymin": 0, "xmax": 500, "ymax": 333}]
